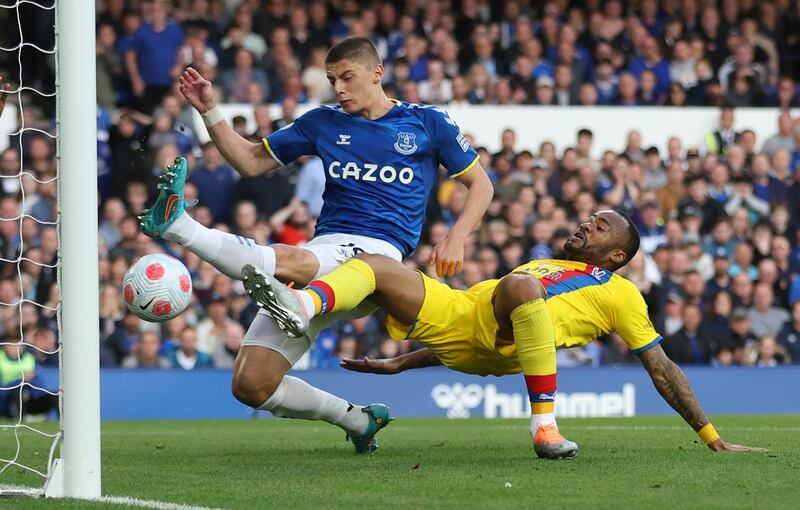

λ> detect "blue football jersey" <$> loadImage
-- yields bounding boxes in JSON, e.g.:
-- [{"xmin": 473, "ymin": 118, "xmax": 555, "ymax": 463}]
[{"xmin": 263, "ymin": 100, "xmax": 479, "ymax": 256}]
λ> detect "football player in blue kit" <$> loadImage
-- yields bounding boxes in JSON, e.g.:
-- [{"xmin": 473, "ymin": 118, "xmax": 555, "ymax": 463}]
[{"xmin": 139, "ymin": 37, "xmax": 493, "ymax": 452}]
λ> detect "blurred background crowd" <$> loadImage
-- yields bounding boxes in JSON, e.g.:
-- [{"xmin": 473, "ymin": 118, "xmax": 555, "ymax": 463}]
[{"xmin": 2, "ymin": 0, "xmax": 800, "ymax": 395}]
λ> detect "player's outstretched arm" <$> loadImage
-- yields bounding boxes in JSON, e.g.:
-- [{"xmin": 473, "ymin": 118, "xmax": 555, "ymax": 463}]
[
  {"xmin": 340, "ymin": 348, "xmax": 443, "ymax": 374},
  {"xmin": 431, "ymin": 163, "xmax": 493, "ymax": 277},
  {"xmin": 178, "ymin": 67, "xmax": 278, "ymax": 177},
  {"xmin": 639, "ymin": 345, "xmax": 767, "ymax": 452}
]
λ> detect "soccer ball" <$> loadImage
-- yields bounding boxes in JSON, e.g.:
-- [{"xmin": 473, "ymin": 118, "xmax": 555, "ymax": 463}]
[{"xmin": 121, "ymin": 253, "xmax": 193, "ymax": 322}]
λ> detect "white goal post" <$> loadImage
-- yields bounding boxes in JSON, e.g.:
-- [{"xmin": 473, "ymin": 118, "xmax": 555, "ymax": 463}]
[{"xmin": 52, "ymin": 0, "xmax": 101, "ymax": 498}]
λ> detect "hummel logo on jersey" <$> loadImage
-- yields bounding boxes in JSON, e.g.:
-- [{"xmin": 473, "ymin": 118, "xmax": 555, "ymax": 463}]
[{"xmin": 336, "ymin": 134, "xmax": 351, "ymax": 145}]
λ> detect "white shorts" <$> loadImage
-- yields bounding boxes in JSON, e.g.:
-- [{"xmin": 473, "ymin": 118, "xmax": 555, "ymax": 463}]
[{"xmin": 241, "ymin": 233, "xmax": 403, "ymax": 365}]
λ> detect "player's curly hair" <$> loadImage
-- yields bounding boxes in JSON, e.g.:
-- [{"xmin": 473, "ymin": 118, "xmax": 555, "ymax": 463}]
[
  {"xmin": 616, "ymin": 210, "xmax": 640, "ymax": 269},
  {"xmin": 325, "ymin": 37, "xmax": 382, "ymax": 68}
]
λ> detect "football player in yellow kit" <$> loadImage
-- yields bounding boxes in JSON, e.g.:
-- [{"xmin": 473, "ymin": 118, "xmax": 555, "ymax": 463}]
[{"xmin": 242, "ymin": 210, "xmax": 765, "ymax": 458}]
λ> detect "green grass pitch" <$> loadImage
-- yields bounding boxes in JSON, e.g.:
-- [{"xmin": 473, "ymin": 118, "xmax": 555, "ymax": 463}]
[{"xmin": 1, "ymin": 416, "xmax": 798, "ymax": 509}]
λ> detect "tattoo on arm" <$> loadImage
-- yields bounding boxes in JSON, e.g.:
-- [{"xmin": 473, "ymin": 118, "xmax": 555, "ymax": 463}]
[
  {"xmin": 391, "ymin": 348, "xmax": 443, "ymax": 372},
  {"xmin": 639, "ymin": 345, "xmax": 709, "ymax": 432},
  {"xmin": 422, "ymin": 349, "xmax": 443, "ymax": 367}
]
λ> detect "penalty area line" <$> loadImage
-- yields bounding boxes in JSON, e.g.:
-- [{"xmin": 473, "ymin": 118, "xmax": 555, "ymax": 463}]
[{"xmin": 99, "ymin": 495, "xmax": 224, "ymax": 510}]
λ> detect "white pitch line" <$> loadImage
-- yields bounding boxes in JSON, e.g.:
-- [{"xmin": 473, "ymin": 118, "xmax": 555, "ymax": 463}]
[
  {"xmin": 0, "ymin": 485, "xmax": 224, "ymax": 510},
  {"xmin": 97, "ymin": 496, "xmax": 224, "ymax": 510},
  {"xmin": 580, "ymin": 425, "xmax": 800, "ymax": 432}
]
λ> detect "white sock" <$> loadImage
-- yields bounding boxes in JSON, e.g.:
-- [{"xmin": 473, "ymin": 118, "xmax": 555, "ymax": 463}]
[
  {"xmin": 292, "ymin": 290, "xmax": 316, "ymax": 319},
  {"xmin": 530, "ymin": 413, "xmax": 557, "ymax": 435},
  {"xmin": 164, "ymin": 212, "xmax": 276, "ymax": 279},
  {"xmin": 258, "ymin": 375, "xmax": 369, "ymax": 436}
]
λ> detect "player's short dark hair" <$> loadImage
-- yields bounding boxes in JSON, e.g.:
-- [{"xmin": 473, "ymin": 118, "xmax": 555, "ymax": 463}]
[
  {"xmin": 614, "ymin": 210, "xmax": 640, "ymax": 270},
  {"xmin": 577, "ymin": 128, "xmax": 593, "ymax": 138},
  {"xmin": 325, "ymin": 37, "xmax": 382, "ymax": 68}
]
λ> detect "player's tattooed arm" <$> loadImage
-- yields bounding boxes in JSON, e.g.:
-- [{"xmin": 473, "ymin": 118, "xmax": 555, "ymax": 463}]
[
  {"xmin": 639, "ymin": 344, "xmax": 767, "ymax": 452},
  {"xmin": 340, "ymin": 348, "xmax": 442, "ymax": 374},
  {"xmin": 639, "ymin": 345, "xmax": 709, "ymax": 431}
]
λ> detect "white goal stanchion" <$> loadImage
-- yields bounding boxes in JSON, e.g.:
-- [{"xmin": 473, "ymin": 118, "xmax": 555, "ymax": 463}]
[
  {"xmin": 55, "ymin": 0, "xmax": 100, "ymax": 498},
  {"xmin": 0, "ymin": 0, "xmax": 100, "ymax": 499}
]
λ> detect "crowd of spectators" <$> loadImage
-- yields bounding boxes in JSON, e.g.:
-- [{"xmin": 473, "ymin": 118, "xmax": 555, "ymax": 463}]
[
  {"xmin": 2, "ymin": 1, "xmax": 800, "ymax": 382},
  {"xmin": 90, "ymin": 0, "xmax": 800, "ymax": 111}
]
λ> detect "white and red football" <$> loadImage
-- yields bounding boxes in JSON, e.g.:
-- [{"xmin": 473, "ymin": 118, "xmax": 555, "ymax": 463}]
[{"xmin": 121, "ymin": 254, "xmax": 193, "ymax": 323}]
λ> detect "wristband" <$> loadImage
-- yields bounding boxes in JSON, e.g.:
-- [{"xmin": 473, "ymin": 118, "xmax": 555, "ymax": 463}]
[
  {"xmin": 201, "ymin": 106, "xmax": 224, "ymax": 127},
  {"xmin": 698, "ymin": 423, "xmax": 720, "ymax": 445}
]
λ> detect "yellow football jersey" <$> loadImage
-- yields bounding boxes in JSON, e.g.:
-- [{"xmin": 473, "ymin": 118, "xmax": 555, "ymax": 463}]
[
  {"xmin": 507, "ymin": 259, "xmax": 661, "ymax": 352},
  {"xmin": 386, "ymin": 259, "xmax": 663, "ymax": 376},
  {"xmin": 468, "ymin": 259, "xmax": 662, "ymax": 375}
]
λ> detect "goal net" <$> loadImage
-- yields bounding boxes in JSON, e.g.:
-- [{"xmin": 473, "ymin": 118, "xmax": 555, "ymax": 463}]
[{"xmin": 0, "ymin": 0, "xmax": 99, "ymax": 499}]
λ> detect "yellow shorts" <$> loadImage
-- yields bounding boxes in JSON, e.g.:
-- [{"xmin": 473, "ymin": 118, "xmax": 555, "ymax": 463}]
[{"xmin": 385, "ymin": 273, "xmax": 521, "ymax": 376}]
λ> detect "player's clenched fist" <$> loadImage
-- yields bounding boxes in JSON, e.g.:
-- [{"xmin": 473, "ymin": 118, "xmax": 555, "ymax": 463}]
[
  {"xmin": 431, "ymin": 234, "xmax": 465, "ymax": 278},
  {"xmin": 178, "ymin": 67, "xmax": 216, "ymax": 114}
]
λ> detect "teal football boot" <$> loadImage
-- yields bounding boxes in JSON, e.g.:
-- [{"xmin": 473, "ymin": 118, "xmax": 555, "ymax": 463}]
[
  {"xmin": 348, "ymin": 404, "xmax": 394, "ymax": 454},
  {"xmin": 139, "ymin": 156, "xmax": 191, "ymax": 239}
]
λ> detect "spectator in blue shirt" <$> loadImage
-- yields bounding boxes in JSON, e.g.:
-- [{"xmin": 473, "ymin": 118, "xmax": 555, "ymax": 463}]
[
  {"xmin": 309, "ymin": 330, "xmax": 340, "ymax": 369},
  {"xmin": 751, "ymin": 153, "xmax": 788, "ymax": 205},
  {"xmin": 170, "ymin": 328, "xmax": 213, "ymax": 370},
  {"xmin": 404, "ymin": 34, "xmax": 429, "ymax": 82},
  {"xmin": 790, "ymin": 276, "xmax": 800, "ymax": 306},
  {"xmin": 628, "ymin": 36, "xmax": 671, "ymax": 96},
  {"xmin": 593, "ymin": 59, "xmax": 620, "ymax": 105},
  {"xmin": 776, "ymin": 301, "xmax": 800, "ymax": 363},
  {"xmin": 126, "ymin": 0, "xmax": 185, "ymax": 114},
  {"xmin": 294, "ymin": 156, "xmax": 325, "ymax": 217},
  {"xmin": 189, "ymin": 143, "xmax": 237, "ymax": 223},
  {"xmin": 635, "ymin": 200, "xmax": 667, "ymax": 253}
]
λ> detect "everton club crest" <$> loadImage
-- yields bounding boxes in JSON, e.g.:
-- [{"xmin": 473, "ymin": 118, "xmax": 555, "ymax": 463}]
[{"xmin": 394, "ymin": 132, "xmax": 418, "ymax": 155}]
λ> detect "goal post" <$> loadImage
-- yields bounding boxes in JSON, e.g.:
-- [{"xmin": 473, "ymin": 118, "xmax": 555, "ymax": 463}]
[{"xmin": 54, "ymin": 0, "xmax": 101, "ymax": 499}]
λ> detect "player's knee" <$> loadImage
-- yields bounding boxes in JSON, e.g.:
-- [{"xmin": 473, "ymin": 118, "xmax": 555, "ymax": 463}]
[
  {"xmin": 273, "ymin": 244, "xmax": 315, "ymax": 268},
  {"xmin": 496, "ymin": 274, "xmax": 546, "ymax": 308},
  {"xmin": 231, "ymin": 370, "xmax": 282, "ymax": 409},
  {"xmin": 273, "ymin": 244, "xmax": 319, "ymax": 284}
]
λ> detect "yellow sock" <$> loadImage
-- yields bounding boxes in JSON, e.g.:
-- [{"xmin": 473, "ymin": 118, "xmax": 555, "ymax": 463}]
[
  {"xmin": 511, "ymin": 299, "xmax": 558, "ymax": 429},
  {"xmin": 303, "ymin": 258, "xmax": 376, "ymax": 315}
]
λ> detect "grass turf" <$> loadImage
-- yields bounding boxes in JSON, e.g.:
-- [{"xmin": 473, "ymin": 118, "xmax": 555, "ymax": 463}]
[{"xmin": 1, "ymin": 415, "xmax": 798, "ymax": 509}]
